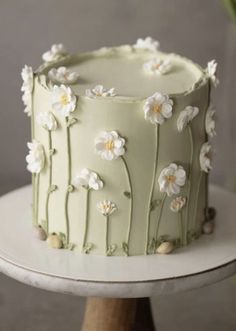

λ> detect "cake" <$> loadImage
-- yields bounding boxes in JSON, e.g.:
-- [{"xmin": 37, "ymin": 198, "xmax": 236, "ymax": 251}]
[{"xmin": 22, "ymin": 37, "xmax": 217, "ymax": 256}]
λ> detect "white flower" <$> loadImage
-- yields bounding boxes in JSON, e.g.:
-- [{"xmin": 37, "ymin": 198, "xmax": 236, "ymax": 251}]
[
  {"xmin": 26, "ymin": 140, "xmax": 45, "ymax": 174},
  {"xmin": 177, "ymin": 106, "xmax": 199, "ymax": 132},
  {"xmin": 86, "ymin": 85, "xmax": 116, "ymax": 98},
  {"xmin": 158, "ymin": 163, "xmax": 186, "ymax": 197},
  {"xmin": 95, "ymin": 131, "xmax": 125, "ymax": 161},
  {"xmin": 36, "ymin": 112, "xmax": 57, "ymax": 131},
  {"xmin": 48, "ymin": 66, "xmax": 79, "ymax": 84},
  {"xmin": 97, "ymin": 200, "xmax": 117, "ymax": 216},
  {"xmin": 143, "ymin": 92, "xmax": 173, "ymax": 125},
  {"xmin": 134, "ymin": 37, "xmax": 159, "ymax": 51},
  {"xmin": 205, "ymin": 105, "xmax": 216, "ymax": 137},
  {"xmin": 200, "ymin": 142, "xmax": 212, "ymax": 173},
  {"xmin": 51, "ymin": 84, "xmax": 77, "ymax": 117},
  {"xmin": 72, "ymin": 168, "xmax": 103, "ymax": 190},
  {"xmin": 143, "ymin": 58, "xmax": 172, "ymax": 75},
  {"xmin": 170, "ymin": 196, "xmax": 186, "ymax": 212},
  {"xmin": 207, "ymin": 60, "xmax": 219, "ymax": 87},
  {"xmin": 42, "ymin": 44, "xmax": 67, "ymax": 62},
  {"xmin": 21, "ymin": 65, "xmax": 34, "ymax": 117}
]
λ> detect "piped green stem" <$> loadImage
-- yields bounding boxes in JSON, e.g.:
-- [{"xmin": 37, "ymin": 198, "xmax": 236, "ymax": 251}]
[
  {"xmin": 45, "ymin": 131, "xmax": 53, "ymax": 234},
  {"xmin": 105, "ymin": 216, "xmax": 109, "ymax": 256},
  {"xmin": 82, "ymin": 189, "xmax": 91, "ymax": 252},
  {"xmin": 121, "ymin": 156, "xmax": 133, "ymax": 256},
  {"xmin": 186, "ymin": 124, "xmax": 194, "ymax": 240},
  {"xmin": 155, "ymin": 193, "xmax": 167, "ymax": 242},
  {"xmin": 35, "ymin": 173, "xmax": 40, "ymax": 225},
  {"xmin": 193, "ymin": 171, "xmax": 203, "ymax": 231},
  {"xmin": 179, "ymin": 211, "xmax": 184, "ymax": 246},
  {"xmin": 65, "ymin": 117, "xmax": 72, "ymax": 245},
  {"xmin": 145, "ymin": 124, "xmax": 160, "ymax": 254}
]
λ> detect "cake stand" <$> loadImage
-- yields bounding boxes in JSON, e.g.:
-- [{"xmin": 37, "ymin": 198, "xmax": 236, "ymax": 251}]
[{"xmin": 0, "ymin": 185, "xmax": 235, "ymax": 330}]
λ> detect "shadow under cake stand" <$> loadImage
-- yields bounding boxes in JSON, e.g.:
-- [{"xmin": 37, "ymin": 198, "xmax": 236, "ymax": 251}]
[{"xmin": 0, "ymin": 185, "xmax": 235, "ymax": 330}]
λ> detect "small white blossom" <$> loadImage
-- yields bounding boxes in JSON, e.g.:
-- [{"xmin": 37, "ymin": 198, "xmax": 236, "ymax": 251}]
[
  {"xmin": 200, "ymin": 142, "xmax": 212, "ymax": 173},
  {"xmin": 158, "ymin": 163, "xmax": 186, "ymax": 197},
  {"xmin": 86, "ymin": 85, "xmax": 116, "ymax": 98},
  {"xmin": 36, "ymin": 112, "xmax": 57, "ymax": 131},
  {"xmin": 21, "ymin": 65, "xmax": 34, "ymax": 116},
  {"xmin": 97, "ymin": 200, "xmax": 117, "ymax": 216},
  {"xmin": 177, "ymin": 106, "xmax": 199, "ymax": 132},
  {"xmin": 134, "ymin": 37, "xmax": 159, "ymax": 51},
  {"xmin": 143, "ymin": 92, "xmax": 173, "ymax": 125},
  {"xmin": 42, "ymin": 44, "xmax": 67, "ymax": 62},
  {"xmin": 48, "ymin": 66, "xmax": 79, "ymax": 84},
  {"xmin": 143, "ymin": 58, "xmax": 172, "ymax": 75},
  {"xmin": 207, "ymin": 60, "xmax": 219, "ymax": 87},
  {"xmin": 205, "ymin": 105, "xmax": 216, "ymax": 137},
  {"xmin": 95, "ymin": 131, "xmax": 125, "ymax": 161},
  {"xmin": 51, "ymin": 84, "xmax": 77, "ymax": 117},
  {"xmin": 72, "ymin": 168, "xmax": 103, "ymax": 191},
  {"xmin": 26, "ymin": 140, "xmax": 45, "ymax": 174},
  {"xmin": 170, "ymin": 196, "xmax": 186, "ymax": 212}
]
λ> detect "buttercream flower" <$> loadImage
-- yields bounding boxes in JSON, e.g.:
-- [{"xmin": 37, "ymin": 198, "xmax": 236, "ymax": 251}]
[
  {"xmin": 158, "ymin": 163, "xmax": 186, "ymax": 197},
  {"xmin": 205, "ymin": 105, "xmax": 216, "ymax": 137},
  {"xmin": 134, "ymin": 37, "xmax": 159, "ymax": 51},
  {"xmin": 21, "ymin": 65, "xmax": 34, "ymax": 117},
  {"xmin": 97, "ymin": 200, "xmax": 117, "ymax": 216},
  {"xmin": 95, "ymin": 131, "xmax": 125, "ymax": 161},
  {"xmin": 200, "ymin": 142, "xmax": 212, "ymax": 173},
  {"xmin": 48, "ymin": 67, "xmax": 79, "ymax": 84},
  {"xmin": 26, "ymin": 140, "xmax": 45, "ymax": 174},
  {"xmin": 86, "ymin": 85, "xmax": 116, "ymax": 98},
  {"xmin": 36, "ymin": 112, "xmax": 57, "ymax": 131},
  {"xmin": 170, "ymin": 196, "xmax": 186, "ymax": 212},
  {"xmin": 51, "ymin": 85, "xmax": 77, "ymax": 117},
  {"xmin": 42, "ymin": 44, "xmax": 67, "ymax": 62},
  {"xmin": 207, "ymin": 60, "xmax": 219, "ymax": 87},
  {"xmin": 72, "ymin": 168, "xmax": 103, "ymax": 190},
  {"xmin": 177, "ymin": 106, "xmax": 199, "ymax": 132},
  {"xmin": 143, "ymin": 58, "xmax": 172, "ymax": 75},
  {"xmin": 143, "ymin": 92, "xmax": 173, "ymax": 125}
]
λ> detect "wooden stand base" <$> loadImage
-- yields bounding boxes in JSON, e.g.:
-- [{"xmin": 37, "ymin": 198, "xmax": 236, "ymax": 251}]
[{"xmin": 82, "ymin": 297, "xmax": 155, "ymax": 331}]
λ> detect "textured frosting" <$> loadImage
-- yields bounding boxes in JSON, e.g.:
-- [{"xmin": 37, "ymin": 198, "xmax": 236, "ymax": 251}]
[{"xmin": 29, "ymin": 45, "xmax": 211, "ymax": 256}]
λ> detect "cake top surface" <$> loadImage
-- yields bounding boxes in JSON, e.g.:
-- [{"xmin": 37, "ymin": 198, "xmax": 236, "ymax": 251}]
[{"xmin": 39, "ymin": 45, "xmax": 206, "ymax": 100}]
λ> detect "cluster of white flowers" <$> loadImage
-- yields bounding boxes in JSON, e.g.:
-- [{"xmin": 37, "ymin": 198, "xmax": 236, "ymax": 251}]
[
  {"xmin": 143, "ymin": 92, "xmax": 173, "ymax": 125},
  {"xmin": 21, "ymin": 65, "xmax": 34, "ymax": 116},
  {"xmin": 170, "ymin": 196, "xmax": 186, "ymax": 212},
  {"xmin": 134, "ymin": 37, "xmax": 159, "ymax": 51},
  {"xmin": 26, "ymin": 140, "xmax": 45, "ymax": 174},
  {"xmin": 86, "ymin": 85, "xmax": 116, "ymax": 98},
  {"xmin": 42, "ymin": 44, "xmax": 67, "ymax": 63},
  {"xmin": 158, "ymin": 163, "xmax": 186, "ymax": 197},
  {"xmin": 200, "ymin": 142, "xmax": 212, "ymax": 173},
  {"xmin": 143, "ymin": 58, "xmax": 172, "ymax": 75},
  {"xmin": 73, "ymin": 168, "xmax": 103, "ymax": 191},
  {"xmin": 51, "ymin": 84, "xmax": 77, "ymax": 117},
  {"xmin": 177, "ymin": 106, "xmax": 199, "ymax": 132},
  {"xmin": 207, "ymin": 60, "xmax": 219, "ymax": 88},
  {"xmin": 48, "ymin": 66, "xmax": 79, "ymax": 84},
  {"xmin": 97, "ymin": 200, "xmax": 117, "ymax": 216},
  {"xmin": 36, "ymin": 111, "xmax": 57, "ymax": 131},
  {"xmin": 95, "ymin": 131, "xmax": 126, "ymax": 161}
]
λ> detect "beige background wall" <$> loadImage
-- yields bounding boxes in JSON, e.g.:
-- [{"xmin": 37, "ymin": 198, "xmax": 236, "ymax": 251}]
[{"xmin": 0, "ymin": 1, "xmax": 236, "ymax": 330}]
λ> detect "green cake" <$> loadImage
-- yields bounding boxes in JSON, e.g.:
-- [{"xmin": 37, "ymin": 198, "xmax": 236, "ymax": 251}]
[{"xmin": 22, "ymin": 37, "xmax": 218, "ymax": 256}]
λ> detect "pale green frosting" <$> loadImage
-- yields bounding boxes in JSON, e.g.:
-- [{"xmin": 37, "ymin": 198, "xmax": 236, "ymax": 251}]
[{"xmin": 32, "ymin": 45, "xmax": 210, "ymax": 256}]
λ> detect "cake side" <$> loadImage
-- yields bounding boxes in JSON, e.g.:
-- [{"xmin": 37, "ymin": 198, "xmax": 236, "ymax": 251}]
[{"xmin": 22, "ymin": 39, "xmax": 217, "ymax": 256}]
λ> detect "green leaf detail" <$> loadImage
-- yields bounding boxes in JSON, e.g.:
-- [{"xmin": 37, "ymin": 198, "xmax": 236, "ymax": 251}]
[
  {"xmin": 83, "ymin": 243, "xmax": 94, "ymax": 254},
  {"xmin": 49, "ymin": 184, "xmax": 58, "ymax": 193},
  {"xmin": 64, "ymin": 243, "xmax": 76, "ymax": 250},
  {"xmin": 123, "ymin": 191, "xmax": 131, "ymax": 199},
  {"xmin": 67, "ymin": 117, "xmax": 78, "ymax": 128},
  {"xmin": 122, "ymin": 242, "xmax": 129, "ymax": 256},
  {"xmin": 49, "ymin": 148, "xmax": 56, "ymax": 156},
  {"xmin": 68, "ymin": 185, "xmax": 74, "ymax": 193},
  {"xmin": 59, "ymin": 232, "xmax": 66, "ymax": 246},
  {"xmin": 150, "ymin": 199, "xmax": 161, "ymax": 211},
  {"xmin": 106, "ymin": 244, "xmax": 117, "ymax": 256},
  {"xmin": 148, "ymin": 237, "xmax": 157, "ymax": 252}
]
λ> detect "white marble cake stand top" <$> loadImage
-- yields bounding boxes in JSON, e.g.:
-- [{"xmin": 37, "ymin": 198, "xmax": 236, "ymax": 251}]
[{"xmin": 0, "ymin": 185, "xmax": 235, "ymax": 298}]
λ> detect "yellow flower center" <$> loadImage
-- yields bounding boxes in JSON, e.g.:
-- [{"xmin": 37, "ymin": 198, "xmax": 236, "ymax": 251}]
[
  {"xmin": 166, "ymin": 175, "xmax": 176, "ymax": 183},
  {"xmin": 152, "ymin": 104, "xmax": 162, "ymax": 113},
  {"xmin": 105, "ymin": 140, "xmax": 114, "ymax": 150},
  {"xmin": 60, "ymin": 94, "xmax": 69, "ymax": 105}
]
